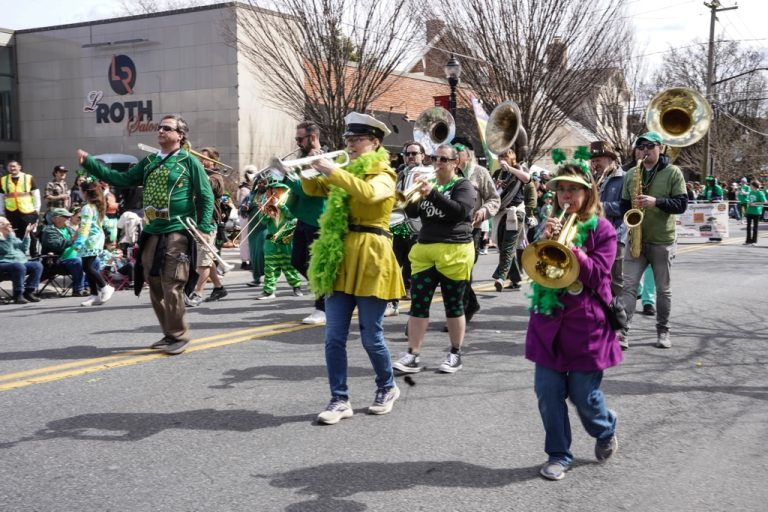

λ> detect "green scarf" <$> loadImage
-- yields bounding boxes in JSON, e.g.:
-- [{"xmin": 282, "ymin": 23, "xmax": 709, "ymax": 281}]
[
  {"xmin": 308, "ymin": 147, "xmax": 390, "ymax": 296},
  {"xmin": 527, "ymin": 213, "xmax": 598, "ymax": 316}
]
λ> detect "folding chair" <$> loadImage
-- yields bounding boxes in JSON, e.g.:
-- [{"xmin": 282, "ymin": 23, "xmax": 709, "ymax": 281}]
[
  {"xmin": 0, "ymin": 270, "xmax": 12, "ymax": 303},
  {"xmin": 37, "ymin": 255, "xmax": 73, "ymax": 297}
]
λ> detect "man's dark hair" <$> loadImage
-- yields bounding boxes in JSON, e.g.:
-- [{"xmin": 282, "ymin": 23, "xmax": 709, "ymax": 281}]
[
  {"xmin": 296, "ymin": 121, "xmax": 319, "ymax": 136},
  {"xmin": 161, "ymin": 114, "xmax": 189, "ymax": 146},
  {"xmin": 402, "ymin": 141, "xmax": 425, "ymax": 154}
]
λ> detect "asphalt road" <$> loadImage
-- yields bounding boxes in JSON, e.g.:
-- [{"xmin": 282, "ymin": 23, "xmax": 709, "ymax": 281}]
[{"xmin": 1, "ymin": 222, "xmax": 767, "ymax": 511}]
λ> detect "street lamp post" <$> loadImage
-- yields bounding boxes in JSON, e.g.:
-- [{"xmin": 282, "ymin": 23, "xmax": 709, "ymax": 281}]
[{"xmin": 444, "ymin": 54, "xmax": 462, "ymax": 119}]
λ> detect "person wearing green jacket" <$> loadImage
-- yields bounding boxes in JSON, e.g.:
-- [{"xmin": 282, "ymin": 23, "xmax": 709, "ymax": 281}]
[
  {"xmin": 744, "ymin": 180, "xmax": 766, "ymax": 245},
  {"xmin": 699, "ymin": 176, "xmax": 723, "ymax": 202},
  {"xmin": 76, "ymin": 114, "xmax": 214, "ymax": 355}
]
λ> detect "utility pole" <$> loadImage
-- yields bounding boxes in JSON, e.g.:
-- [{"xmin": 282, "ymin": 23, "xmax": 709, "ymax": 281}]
[{"xmin": 702, "ymin": 0, "xmax": 737, "ymax": 179}]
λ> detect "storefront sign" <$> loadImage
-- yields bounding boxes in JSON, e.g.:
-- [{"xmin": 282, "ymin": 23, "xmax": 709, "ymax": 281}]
[{"xmin": 83, "ymin": 54, "xmax": 154, "ymax": 134}]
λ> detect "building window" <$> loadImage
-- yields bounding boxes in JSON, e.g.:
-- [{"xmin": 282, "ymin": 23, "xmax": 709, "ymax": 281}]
[{"xmin": 0, "ymin": 47, "xmax": 16, "ymax": 141}]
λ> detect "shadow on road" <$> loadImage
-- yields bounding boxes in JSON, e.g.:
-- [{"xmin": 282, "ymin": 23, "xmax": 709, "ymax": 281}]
[
  {"xmin": 256, "ymin": 460, "xmax": 540, "ymax": 510},
  {"xmin": 0, "ymin": 408, "xmax": 316, "ymax": 448},
  {"xmin": 210, "ymin": 365, "xmax": 372, "ymax": 389}
]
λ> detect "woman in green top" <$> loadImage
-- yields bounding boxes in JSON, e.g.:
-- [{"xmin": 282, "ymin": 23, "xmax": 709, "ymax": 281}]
[{"xmin": 744, "ymin": 180, "xmax": 766, "ymax": 245}]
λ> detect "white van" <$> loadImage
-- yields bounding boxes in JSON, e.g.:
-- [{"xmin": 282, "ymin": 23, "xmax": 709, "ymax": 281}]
[{"xmin": 92, "ymin": 153, "xmax": 143, "ymax": 213}]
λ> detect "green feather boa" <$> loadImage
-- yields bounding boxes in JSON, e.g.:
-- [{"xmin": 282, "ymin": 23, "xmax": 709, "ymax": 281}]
[
  {"xmin": 308, "ymin": 147, "xmax": 390, "ymax": 296},
  {"xmin": 528, "ymin": 213, "xmax": 598, "ymax": 316}
]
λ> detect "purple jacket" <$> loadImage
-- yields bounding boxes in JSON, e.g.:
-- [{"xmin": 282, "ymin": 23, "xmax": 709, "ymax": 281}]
[{"xmin": 525, "ymin": 216, "xmax": 623, "ymax": 372}]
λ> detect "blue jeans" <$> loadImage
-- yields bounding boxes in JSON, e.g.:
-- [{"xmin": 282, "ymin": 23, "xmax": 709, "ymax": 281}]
[
  {"xmin": 534, "ymin": 365, "xmax": 617, "ymax": 466},
  {"xmin": 324, "ymin": 292, "xmax": 394, "ymax": 399},
  {"xmin": 59, "ymin": 257, "xmax": 86, "ymax": 291},
  {"xmin": 0, "ymin": 260, "xmax": 43, "ymax": 295}
]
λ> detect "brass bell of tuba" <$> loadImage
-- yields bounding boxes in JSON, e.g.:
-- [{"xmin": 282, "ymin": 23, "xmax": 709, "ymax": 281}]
[
  {"xmin": 485, "ymin": 100, "xmax": 522, "ymax": 155},
  {"xmin": 645, "ymin": 87, "xmax": 712, "ymax": 161},
  {"xmin": 521, "ymin": 204, "xmax": 581, "ymax": 289},
  {"xmin": 413, "ymin": 107, "xmax": 455, "ymax": 155}
]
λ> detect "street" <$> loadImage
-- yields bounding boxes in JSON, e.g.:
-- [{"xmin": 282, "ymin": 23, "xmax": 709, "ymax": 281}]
[{"xmin": 1, "ymin": 222, "xmax": 767, "ymax": 511}]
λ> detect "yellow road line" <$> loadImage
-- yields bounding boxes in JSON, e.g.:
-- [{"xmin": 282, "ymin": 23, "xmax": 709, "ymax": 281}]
[{"xmin": 0, "ymin": 322, "xmax": 317, "ymax": 392}]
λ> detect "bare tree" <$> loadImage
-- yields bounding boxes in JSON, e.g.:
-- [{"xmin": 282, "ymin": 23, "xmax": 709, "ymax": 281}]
[
  {"xmin": 231, "ymin": 0, "xmax": 423, "ymax": 149},
  {"xmin": 423, "ymin": 0, "xmax": 631, "ymax": 164},
  {"xmin": 651, "ymin": 39, "xmax": 768, "ymax": 181},
  {"xmin": 117, "ymin": 0, "xmax": 214, "ymax": 15}
]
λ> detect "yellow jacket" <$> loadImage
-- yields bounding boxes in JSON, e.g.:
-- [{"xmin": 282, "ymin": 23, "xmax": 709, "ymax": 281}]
[{"xmin": 302, "ymin": 160, "xmax": 405, "ymax": 300}]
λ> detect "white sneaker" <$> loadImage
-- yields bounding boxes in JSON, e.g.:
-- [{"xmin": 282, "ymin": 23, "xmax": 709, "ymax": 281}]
[
  {"xmin": 392, "ymin": 352, "xmax": 422, "ymax": 373},
  {"xmin": 97, "ymin": 284, "xmax": 115, "ymax": 304},
  {"xmin": 302, "ymin": 310, "xmax": 326, "ymax": 324},
  {"xmin": 80, "ymin": 295, "xmax": 99, "ymax": 307},
  {"xmin": 185, "ymin": 292, "xmax": 204, "ymax": 307},
  {"xmin": 438, "ymin": 351, "xmax": 463, "ymax": 373},
  {"xmin": 383, "ymin": 303, "xmax": 399, "ymax": 317},
  {"xmin": 257, "ymin": 292, "xmax": 276, "ymax": 300},
  {"xmin": 494, "ymin": 279, "xmax": 504, "ymax": 292},
  {"xmin": 317, "ymin": 397, "xmax": 353, "ymax": 425}
]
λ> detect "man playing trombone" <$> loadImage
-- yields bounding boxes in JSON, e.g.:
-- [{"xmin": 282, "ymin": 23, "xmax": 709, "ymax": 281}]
[
  {"xmin": 76, "ymin": 114, "xmax": 215, "ymax": 355},
  {"xmin": 284, "ymin": 121, "xmax": 327, "ymax": 324},
  {"xmin": 186, "ymin": 147, "xmax": 228, "ymax": 307}
]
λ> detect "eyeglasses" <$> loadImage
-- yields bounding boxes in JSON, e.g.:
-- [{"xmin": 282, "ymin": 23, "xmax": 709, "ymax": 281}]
[
  {"xmin": 435, "ymin": 156, "xmax": 457, "ymax": 163},
  {"xmin": 294, "ymin": 135, "xmax": 309, "ymax": 142},
  {"xmin": 555, "ymin": 186, "xmax": 585, "ymax": 194},
  {"xmin": 158, "ymin": 125, "xmax": 177, "ymax": 132},
  {"xmin": 404, "ymin": 151, "xmax": 422, "ymax": 157},
  {"xmin": 345, "ymin": 136, "xmax": 372, "ymax": 144},
  {"xmin": 635, "ymin": 143, "xmax": 658, "ymax": 150}
]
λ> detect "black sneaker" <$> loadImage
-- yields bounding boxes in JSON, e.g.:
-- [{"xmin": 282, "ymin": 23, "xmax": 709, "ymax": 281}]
[
  {"xmin": 23, "ymin": 291, "xmax": 41, "ymax": 302},
  {"xmin": 438, "ymin": 352, "xmax": 462, "ymax": 373},
  {"xmin": 506, "ymin": 282, "xmax": 521, "ymax": 290},
  {"xmin": 150, "ymin": 336, "xmax": 172, "ymax": 349},
  {"xmin": 293, "ymin": 287, "xmax": 304, "ymax": 297},
  {"xmin": 12, "ymin": 295, "xmax": 28, "ymax": 304},
  {"xmin": 245, "ymin": 280, "xmax": 260, "ymax": 287},
  {"xmin": 642, "ymin": 304, "xmax": 656, "ymax": 316},
  {"xmin": 205, "ymin": 287, "xmax": 228, "ymax": 302},
  {"xmin": 595, "ymin": 434, "xmax": 619, "ymax": 461},
  {"xmin": 163, "ymin": 339, "xmax": 189, "ymax": 355},
  {"xmin": 393, "ymin": 352, "xmax": 422, "ymax": 373}
]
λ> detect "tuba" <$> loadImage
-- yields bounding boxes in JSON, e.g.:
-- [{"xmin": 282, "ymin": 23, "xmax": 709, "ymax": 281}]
[
  {"xmin": 485, "ymin": 100, "xmax": 522, "ymax": 156},
  {"xmin": 413, "ymin": 107, "xmax": 455, "ymax": 155},
  {"xmin": 521, "ymin": 203, "xmax": 581, "ymax": 289},
  {"xmin": 645, "ymin": 87, "xmax": 712, "ymax": 162}
]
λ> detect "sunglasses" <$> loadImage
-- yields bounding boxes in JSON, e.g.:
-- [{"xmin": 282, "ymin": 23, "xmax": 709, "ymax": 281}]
[
  {"xmin": 158, "ymin": 125, "xmax": 177, "ymax": 132},
  {"xmin": 294, "ymin": 135, "xmax": 309, "ymax": 142},
  {"xmin": 404, "ymin": 151, "xmax": 422, "ymax": 157},
  {"xmin": 435, "ymin": 156, "xmax": 457, "ymax": 163},
  {"xmin": 635, "ymin": 143, "xmax": 658, "ymax": 150}
]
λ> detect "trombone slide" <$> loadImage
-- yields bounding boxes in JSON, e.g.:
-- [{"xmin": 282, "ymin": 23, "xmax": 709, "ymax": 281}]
[{"xmin": 180, "ymin": 217, "xmax": 235, "ymax": 274}]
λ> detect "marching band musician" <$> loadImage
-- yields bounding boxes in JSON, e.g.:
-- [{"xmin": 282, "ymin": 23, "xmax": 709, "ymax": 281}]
[
  {"xmin": 491, "ymin": 149, "xmax": 532, "ymax": 291},
  {"xmin": 244, "ymin": 176, "xmax": 269, "ymax": 287},
  {"xmin": 526, "ymin": 163, "xmax": 621, "ymax": 481},
  {"xmin": 76, "ymin": 114, "xmax": 215, "ymax": 355},
  {"xmin": 454, "ymin": 139, "xmax": 499, "ymax": 323},
  {"xmin": 186, "ymin": 147, "xmax": 228, "ymax": 307},
  {"xmin": 619, "ymin": 132, "xmax": 688, "ymax": 350},
  {"xmin": 392, "ymin": 144, "xmax": 477, "ymax": 374},
  {"xmin": 385, "ymin": 140, "xmax": 428, "ymax": 317},
  {"xmin": 303, "ymin": 112, "xmax": 404, "ymax": 425},
  {"xmin": 589, "ymin": 140, "xmax": 626, "ymax": 297},
  {"xmin": 254, "ymin": 180, "xmax": 303, "ymax": 300},
  {"xmin": 286, "ymin": 121, "xmax": 328, "ymax": 325}
]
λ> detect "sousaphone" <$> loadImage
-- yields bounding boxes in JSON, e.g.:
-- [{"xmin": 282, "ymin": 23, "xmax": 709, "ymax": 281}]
[{"xmin": 413, "ymin": 107, "xmax": 455, "ymax": 155}]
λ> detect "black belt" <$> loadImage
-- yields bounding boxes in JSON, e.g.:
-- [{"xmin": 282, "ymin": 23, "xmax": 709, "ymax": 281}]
[{"xmin": 348, "ymin": 224, "xmax": 393, "ymax": 239}]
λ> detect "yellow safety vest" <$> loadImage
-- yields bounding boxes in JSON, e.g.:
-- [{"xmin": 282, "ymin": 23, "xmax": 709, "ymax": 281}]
[{"xmin": 2, "ymin": 174, "xmax": 36, "ymax": 213}]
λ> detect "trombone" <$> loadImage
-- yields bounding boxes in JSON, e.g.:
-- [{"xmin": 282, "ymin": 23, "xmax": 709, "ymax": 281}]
[
  {"xmin": 138, "ymin": 143, "xmax": 234, "ymax": 177},
  {"xmin": 180, "ymin": 217, "xmax": 235, "ymax": 274}
]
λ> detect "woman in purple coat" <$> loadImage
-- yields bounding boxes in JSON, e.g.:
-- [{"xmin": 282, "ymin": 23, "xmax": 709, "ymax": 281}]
[{"xmin": 525, "ymin": 163, "xmax": 623, "ymax": 481}]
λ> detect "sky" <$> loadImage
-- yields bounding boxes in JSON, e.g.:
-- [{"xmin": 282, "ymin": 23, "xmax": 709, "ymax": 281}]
[{"xmin": 0, "ymin": 0, "xmax": 765, "ymax": 71}]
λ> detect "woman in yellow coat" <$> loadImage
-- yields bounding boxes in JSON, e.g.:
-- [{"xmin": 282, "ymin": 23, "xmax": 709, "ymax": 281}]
[{"xmin": 303, "ymin": 112, "xmax": 405, "ymax": 425}]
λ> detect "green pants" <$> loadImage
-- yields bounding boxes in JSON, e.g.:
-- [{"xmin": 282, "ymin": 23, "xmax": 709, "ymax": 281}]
[{"xmin": 263, "ymin": 240, "xmax": 302, "ymax": 294}]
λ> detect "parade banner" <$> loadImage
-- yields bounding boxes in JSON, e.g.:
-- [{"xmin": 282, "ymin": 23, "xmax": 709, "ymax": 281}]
[
  {"xmin": 470, "ymin": 96, "xmax": 499, "ymax": 171},
  {"xmin": 676, "ymin": 201, "xmax": 730, "ymax": 242}
]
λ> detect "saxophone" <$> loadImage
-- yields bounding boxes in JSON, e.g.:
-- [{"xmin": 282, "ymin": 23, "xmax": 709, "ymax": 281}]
[{"xmin": 623, "ymin": 158, "xmax": 646, "ymax": 258}]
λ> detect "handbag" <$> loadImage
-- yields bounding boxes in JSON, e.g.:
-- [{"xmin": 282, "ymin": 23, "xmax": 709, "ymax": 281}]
[{"xmin": 589, "ymin": 287, "xmax": 628, "ymax": 331}]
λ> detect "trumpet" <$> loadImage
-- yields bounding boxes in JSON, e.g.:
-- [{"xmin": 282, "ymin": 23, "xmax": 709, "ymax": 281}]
[
  {"xmin": 279, "ymin": 150, "xmax": 350, "ymax": 179},
  {"xmin": 521, "ymin": 203, "xmax": 581, "ymax": 289},
  {"xmin": 138, "ymin": 143, "xmax": 234, "ymax": 177},
  {"xmin": 180, "ymin": 217, "xmax": 235, "ymax": 274},
  {"xmin": 394, "ymin": 168, "xmax": 436, "ymax": 208}
]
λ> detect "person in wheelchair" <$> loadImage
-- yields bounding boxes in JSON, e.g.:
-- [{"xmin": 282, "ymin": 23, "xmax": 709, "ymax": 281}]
[{"xmin": 40, "ymin": 208, "xmax": 89, "ymax": 296}]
